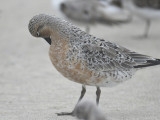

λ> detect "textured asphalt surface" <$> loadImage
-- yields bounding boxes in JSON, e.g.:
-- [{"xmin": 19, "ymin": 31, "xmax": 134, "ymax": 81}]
[{"xmin": 0, "ymin": 0, "xmax": 160, "ymax": 120}]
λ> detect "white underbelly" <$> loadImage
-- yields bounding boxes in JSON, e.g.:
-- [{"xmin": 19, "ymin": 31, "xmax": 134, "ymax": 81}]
[{"xmin": 82, "ymin": 70, "xmax": 136, "ymax": 87}]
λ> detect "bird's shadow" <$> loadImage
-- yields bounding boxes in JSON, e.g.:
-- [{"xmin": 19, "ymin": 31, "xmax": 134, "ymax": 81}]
[
  {"xmin": 73, "ymin": 100, "xmax": 107, "ymax": 120},
  {"xmin": 131, "ymin": 35, "xmax": 150, "ymax": 40},
  {"xmin": 129, "ymin": 34, "xmax": 160, "ymax": 41}
]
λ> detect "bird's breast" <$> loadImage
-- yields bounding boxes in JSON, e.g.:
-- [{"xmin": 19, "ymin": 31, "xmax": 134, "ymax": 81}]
[{"xmin": 49, "ymin": 40, "xmax": 106, "ymax": 85}]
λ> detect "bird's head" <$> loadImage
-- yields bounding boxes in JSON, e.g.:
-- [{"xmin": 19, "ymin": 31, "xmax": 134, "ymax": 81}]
[
  {"xmin": 59, "ymin": 0, "xmax": 94, "ymax": 23},
  {"xmin": 28, "ymin": 14, "xmax": 53, "ymax": 45}
]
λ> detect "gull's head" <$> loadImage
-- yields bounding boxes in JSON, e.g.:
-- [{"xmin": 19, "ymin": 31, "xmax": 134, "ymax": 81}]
[
  {"xmin": 58, "ymin": 0, "xmax": 94, "ymax": 22},
  {"xmin": 28, "ymin": 14, "xmax": 54, "ymax": 45},
  {"xmin": 51, "ymin": 0, "xmax": 66, "ymax": 11}
]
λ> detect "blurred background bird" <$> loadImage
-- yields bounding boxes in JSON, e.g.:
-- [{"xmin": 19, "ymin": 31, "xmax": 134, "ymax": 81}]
[
  {"xmin": 122, "ymin": 0, "xmax": 160, "ymax": 38},
  {"xmin": 51, "ymin": 0, "xmax": 131, "ymax": 33}
]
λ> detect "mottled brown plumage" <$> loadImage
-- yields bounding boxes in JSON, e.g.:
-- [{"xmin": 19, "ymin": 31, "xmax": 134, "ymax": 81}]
[{"xmin": 28, "ymin": 14, "xmax": 160, "ymax": 116}]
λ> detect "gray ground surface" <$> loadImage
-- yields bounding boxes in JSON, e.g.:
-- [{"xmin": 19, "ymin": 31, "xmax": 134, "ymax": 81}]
[{"xmin": 0, "ymin": 0, "xmax": 160, "ymax": 120}]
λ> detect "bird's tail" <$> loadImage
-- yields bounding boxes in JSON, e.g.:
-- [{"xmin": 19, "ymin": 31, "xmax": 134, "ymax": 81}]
[
  {"xmin": 134, "ymin": 59, "xmax": 160, "ymax": 68},
  {"xmin": 122, "ymin": 49, "xmax": 160, "ymax": 69}
]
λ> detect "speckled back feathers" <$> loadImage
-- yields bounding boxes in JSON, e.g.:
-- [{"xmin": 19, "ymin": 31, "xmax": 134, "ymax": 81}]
[{"xmin": 28, "ymin": 14, "xmax": 160, "ymax": 86}]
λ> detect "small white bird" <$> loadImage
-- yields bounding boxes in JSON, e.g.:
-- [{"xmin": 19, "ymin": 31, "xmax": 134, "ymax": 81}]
[
  {"xmin": 122, "ymin": 0, "xmax": 160, "ymax": 38},
  {"xmin": 52, "ymin": 0, "xmax": 130, "ymax": 33}
]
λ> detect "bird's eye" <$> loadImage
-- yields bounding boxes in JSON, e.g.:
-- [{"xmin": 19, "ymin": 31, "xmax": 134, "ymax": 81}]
[
  {"xmin": 83, "ymin": 10, "xmax": 89, "ymax": 15},
  {"xmin": 37, "ymin": 32, "xmax": 40, "ymax": 36},
  {"xmin": 60, "ymin": 3, "xmax": 67, "ymax": 11}
]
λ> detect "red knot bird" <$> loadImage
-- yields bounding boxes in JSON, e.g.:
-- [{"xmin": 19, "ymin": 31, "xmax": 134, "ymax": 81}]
[
  {"xmin": 28, "ymin": 14, "xmax": 160, "ymax": 116},
  {"xmin": 52, "ymin": 0, "xmax": 130, "ymax": 33},
  {"xmin": 122, "ymin": 0, "xmax": 160, "ymax": 38}
]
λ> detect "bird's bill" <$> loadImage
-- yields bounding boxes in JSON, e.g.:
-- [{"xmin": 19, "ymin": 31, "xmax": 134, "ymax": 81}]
[{"xmin": 44, "ymin": 37, "xmax": 51, "ymax": 45}]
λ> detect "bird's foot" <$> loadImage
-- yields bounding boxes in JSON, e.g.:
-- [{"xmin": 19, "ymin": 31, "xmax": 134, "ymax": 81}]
[
  {"xmin": 140, "ymin": 35, "xmax": 148, "ymax": 39},
  {"xmin": 56, "ymin": 111, "xmax": 73, "ymax": 116},
  {"xmin": 132, "ymin": 34, "xmax": 149, "ymax": 40}
]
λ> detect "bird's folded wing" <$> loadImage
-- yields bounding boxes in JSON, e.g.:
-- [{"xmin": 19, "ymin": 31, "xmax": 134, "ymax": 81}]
[
  {"xmin": 80, "ymin": 40, "xmax": 158, "ymax": 72},
  {"xmin": 95, "ymin": 3, "xmax": 130, "ymax": 25},
  {"xmin": 133, "ymin": 0, "xmax": 160, "ymax": 10}
]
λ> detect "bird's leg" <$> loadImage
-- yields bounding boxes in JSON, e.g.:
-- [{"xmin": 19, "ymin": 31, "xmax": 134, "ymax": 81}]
[
  {"xmin": 85, "ymin": 26, "xmax": 90, "ymax": 34},
  {"xmin": 57, "ymin": 85, "xmax": 86, "ymax": 116},
  {"xmin": 96, "ymin": 87, "xmax": 101, "ymax": 105},
  {"xmin": 77, "ymin": 85, "xmax": 86, "ymax": 103},
  {"xmin": 144, "ymin": 20, "xmax": 151, "ymax": 38}
]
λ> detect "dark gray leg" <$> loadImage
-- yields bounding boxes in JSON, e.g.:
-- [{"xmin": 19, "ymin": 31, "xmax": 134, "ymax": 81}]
[
  {"xmin": 57, "ymin": 85, "xmax": 86, "ymax": 116},
  {"xmin": 85, "ymin": 26, "xmax": 90, "ymax": 34},
  {"xmin": 78, "ymin": 85, "xmax": 86, "ymax": 103},
  {"xmin": 96, "ymin": 87, "xmax": 101, "ymax": 105},
  {"xmin": 144, "ymin": 20, "xmax": 151, "ymax": 38}
]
